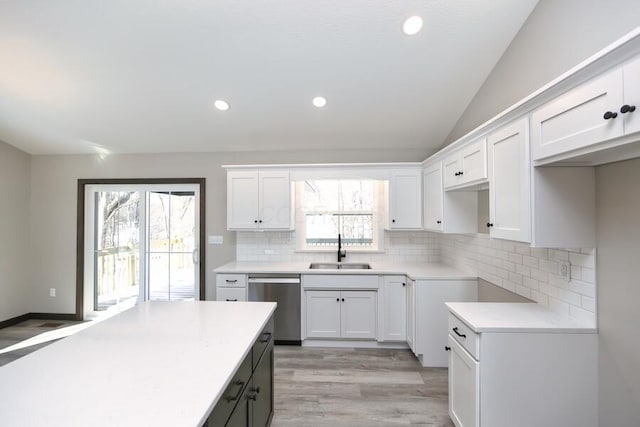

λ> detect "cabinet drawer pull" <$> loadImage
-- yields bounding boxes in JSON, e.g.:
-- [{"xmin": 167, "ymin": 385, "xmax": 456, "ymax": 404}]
[
  {"xmin": 452, "ymin": 327, "xmax": 467, "ymax": 339},
  {"xmin": 603, "ymin": 111, "xmax": 618, "ymax": 120},
  {"xmin": 225, "ymin": 380, "xmax": 245, "ymax": 402},
  {"xmin": 260, "ymin": 332, "xmax": 272, "ymax": 343},
  {"xmin": 251, "ymin": 386, "xmax": 261, "ymax": 394},
  {"xmin": 621, "ymin": 104, "xmax": 636, "ymax": 114},
  {"xmin": 225, "ymin": 279, "xmax": 238, "ymax": 283},
  {"xmin": 225, "ymin": 298, "xmax": 238, "ymax": 302},
  {"xmin": 247, "ymin": 393, "xmax": 258, "ymax": 401},
  {"xmin": 445, "ymin": 346, "xmax": 451, "ymax": 352}
]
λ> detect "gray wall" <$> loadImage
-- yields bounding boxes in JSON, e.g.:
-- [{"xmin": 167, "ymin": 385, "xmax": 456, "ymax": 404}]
[
  {"xmin": 444, "ymin": 0, "xmax": 640, "ymax": 145},
  {"xmin": 596, "ymin": 159, "xmax": 640, "ymax": 426},
  {"xmin": 0, "ymin": 141, "xmax": 31, "ymax": 322},
  {"xmin": 28, "ymin": 148, "xmax": 429, "ymax": 315}
]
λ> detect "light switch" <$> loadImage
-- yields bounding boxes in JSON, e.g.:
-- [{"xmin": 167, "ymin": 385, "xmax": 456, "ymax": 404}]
[{"xmin": 208, "ymin": 235, "xmax": 224, "ymax": 244}]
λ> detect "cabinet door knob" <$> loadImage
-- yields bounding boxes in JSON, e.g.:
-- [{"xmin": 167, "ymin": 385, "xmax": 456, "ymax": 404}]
[
  {"xmin": 459, "ymin": 171, "xmax": 464, "ymax": 175},
  {"xmin": 436, "ymin": 220, "xmax": 441, "ymax": 224},
  {"xmin": 621, "ymin": 104, "xmax": 636, "ymax": 114},
  {"xmin": 603, "ymin": 111, "xmax": 618, "ymax": 120},
  {"xmin": 336, "ymin": 298, "xmax": 340, "ymax": 302},
  {"xmin": 402, "ymin": 283, "xmax": 406, "ymax": 286},
  {"xmin": 247, "ymin": 393, "xmax": 257, "ymax": 401},
  {"xmin": 254, "ymin": 220, "xmax": 258, "ymax": 223},
  {"xmin": 445, "ymin": 346, "xmax": 451, "ymax": 352},
  {"xmin": 486, "ymin": 222, "xmax": 494, "ymax": 228},
  {"xmin": 341, "ymin": 298, "xmax": 345, "ymax": 302},
  {"xmin": 259, "ymin": 220, "xmax": 262, "ymax": 223},
  {"xmin": 392, "ymin": 219, "xmax": 396, "ymax": 223}
]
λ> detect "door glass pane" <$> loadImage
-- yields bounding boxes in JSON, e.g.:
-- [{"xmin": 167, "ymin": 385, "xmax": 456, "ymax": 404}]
[
  {"xmin": 94, "ymin": 191, "xmax": 140, "ymax": 311},
  {"xmin": 148, "ymin": 192, "xmax": 170, "ymax": 252},
  {"xmin": 170, "ymin": 192, "xmax": 195, "ymax": 252},
  {"xmin": 170, "ymin": 253, "xmax": 195, "ymax": 300},
  {"xmin": 148, "ymin": 253, "xmax": 169, "ymax": 301}
]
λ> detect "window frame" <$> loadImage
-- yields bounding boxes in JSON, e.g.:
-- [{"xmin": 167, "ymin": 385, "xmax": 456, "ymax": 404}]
[{"xmin": 294, "ymin": 180, "xmax": 385, "ymax": 253}]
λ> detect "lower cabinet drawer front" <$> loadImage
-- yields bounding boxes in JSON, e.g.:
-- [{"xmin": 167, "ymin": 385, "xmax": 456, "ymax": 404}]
[
  {"xmin": 217, "ymin": 287, "xmax": 246, "ymax": 302},
  {"xmin": 207, "ymin": 353, "xmax": 252, "ymax": 426},
  {"xmin": 252, "ymin": 317, "xmax": 274, "ymax": 370},
  {"xmin": 448, "ymin": 313, "xmax": 480, "ymax": 360},
  {"xmin": 216, "ymin": 274, "xmax": 247, "ymax": 288}
]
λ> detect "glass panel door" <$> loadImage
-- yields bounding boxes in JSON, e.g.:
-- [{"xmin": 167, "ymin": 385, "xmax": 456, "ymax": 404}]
[
  {"xmin": 147, "ymin": 191, "xmax": 197, "ymax": 301},
  {"xmin": 94, "ymin": 191, "xmax": 141, "ymax": 311},
  {"xmin": 88, "ymin": 184, "xmax": 199, "ymax": 316}
]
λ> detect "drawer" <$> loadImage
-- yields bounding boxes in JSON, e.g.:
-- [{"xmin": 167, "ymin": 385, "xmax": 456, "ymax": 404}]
[
  {"xmin": 252, "ymin": 316, "xmax": 274, "ymax": 370},
  {"xmin": 302, "ymin": 274, "xmax": 379, "ymax": 289},
  {"xmin": 216, "ymin": 274, "xmax": 247, "ymax": 288},
  {"xmin": 216, "ymin": 287, "xmax": 246, "ymax": 302},
  {"xmin": 448, "ymin": 312, "xmax": 480, "ymax": 360},
  {"xmin": 206, "ymin": 351, "xmax": 252, "ymax": 426}
]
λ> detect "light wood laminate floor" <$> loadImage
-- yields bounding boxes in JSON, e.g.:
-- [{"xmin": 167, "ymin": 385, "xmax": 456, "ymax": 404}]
[
  {"xmin": 272, "ymin": 346, "xmax": 453, "ymax": 427},
  {"xmin": 1, "ymin": 324, "xmax": 453, "ymax": 426}
]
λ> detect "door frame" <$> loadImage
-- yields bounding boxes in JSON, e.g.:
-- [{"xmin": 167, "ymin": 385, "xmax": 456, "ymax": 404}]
[{"xmin": 76, "ymin": 178, "xmax": 206, "ymax": 320}]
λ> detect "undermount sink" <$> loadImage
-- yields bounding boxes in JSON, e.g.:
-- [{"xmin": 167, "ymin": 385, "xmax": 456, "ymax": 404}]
[{"xmin": 309, "ymin": 262, "xmax": 371, "ymax": 270}]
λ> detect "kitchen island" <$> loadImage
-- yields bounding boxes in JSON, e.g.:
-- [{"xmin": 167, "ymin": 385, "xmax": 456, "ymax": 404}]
[{"xmin": 0, "ymin": 301, "xmax": 276, "ymax": 427}]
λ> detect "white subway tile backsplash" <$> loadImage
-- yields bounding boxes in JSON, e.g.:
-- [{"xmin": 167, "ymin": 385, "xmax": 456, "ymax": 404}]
[{"xmin": 237, "ymin": 229, "xmax": 596, "ymax": 325}]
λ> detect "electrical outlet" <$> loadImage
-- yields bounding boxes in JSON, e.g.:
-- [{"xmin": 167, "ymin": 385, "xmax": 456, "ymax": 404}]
[
  {"xmin": 560, "ymin": 261, "xmax": 571, "ymax": 282},
  {"xmin": 208, "ymin": 235, "xmax": 223, "ymax": 244},
  {"xmin": 49, "ymin": 288, "xmax": 56, "ymax": 297}
]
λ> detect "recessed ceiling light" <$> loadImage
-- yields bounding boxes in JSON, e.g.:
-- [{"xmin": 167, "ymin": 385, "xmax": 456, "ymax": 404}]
[
  {"xmin": 312, "ymin": 96, "xmax": 327, "ymax": 108},
  {"xmin": 214, "ymin": 99, "xmax": 230, "ymax": 111},
  {"xmin": 403, "ymin": 16, "xmax": 423, "ymax": 36}
]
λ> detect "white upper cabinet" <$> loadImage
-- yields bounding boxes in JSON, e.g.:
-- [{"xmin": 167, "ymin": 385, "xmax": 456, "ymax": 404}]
[
  {"xmin": 531, "ymin": 69, "xmax": 624, "ymax": 161},
  {"xmin": 443, "ymin": 138, "xmax": 488, "ymax": 190},
  {"xmin": 623, "ymin": 56, "xmax": 640, "ymax": 135},
  {"xmin": 227, "ymin": 171, "xmax": 291, "ymax": 230},
  {"xmin": 532, "ymin": 55, "xmax": 640, "ymax": 164},
  {"xmin": 389, "ymin": 169, "xmax": 422, "ymax": 229},
  {"xmin": 488, "ymin": 118, "xmax": 531, "ymax": 243},
  {"xmin": 424, "ymin": 162, "xmax": 478, "ymax": 234},
  {"xmin": 423, "ymin": 163, "xmax": 444, "ymax": 232}
]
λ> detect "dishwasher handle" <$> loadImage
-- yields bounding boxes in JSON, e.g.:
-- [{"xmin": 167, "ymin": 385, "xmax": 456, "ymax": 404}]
[{"xmin": 248, "ymin": 277, "xmax": 300, "ymax": 284}]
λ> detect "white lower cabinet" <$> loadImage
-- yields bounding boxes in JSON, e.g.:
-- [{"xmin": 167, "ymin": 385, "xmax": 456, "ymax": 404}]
[
  {"xmin": 215, "ymin": 274, "xmax": 247, "ymax": 302},
  {"xmin": 305, "ymin": 290, "xmax": 376, "ymax": 339},
  {"xmin": 379, "ymin": 276, "xmax": 407, "ymax": 341},
  {"xmin": 216, "ymin": 287, "xmax": 246, "ymax": 302},
  {"xmin": 447, "ymin": 311, "xmax": 598, "ymax": 427},
  {"xmin": 448, "ymin": 336, "xmax": 479, "ymax": 427},
  {"xmin": 409, "ymin": 280, "xmax": 477, "ymax": 367}
]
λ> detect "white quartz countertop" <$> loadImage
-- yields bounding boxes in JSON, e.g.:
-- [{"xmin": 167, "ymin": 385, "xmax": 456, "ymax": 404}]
[
  {"xmin": 215, "ymin": 261, "xmax": 477, "ymax": 281},
  {"xmin": 0, "ymin": 301, "xmax": 277, "ymax": 427},
  {"xmin": 446, "ymin": 302, "xmax": 597, "ymax": 333}
]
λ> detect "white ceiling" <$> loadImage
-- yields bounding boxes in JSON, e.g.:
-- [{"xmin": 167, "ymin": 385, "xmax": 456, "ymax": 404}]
[{"xmin": 0, "ymin": 0, "xmax": 538, "ymax": 155}]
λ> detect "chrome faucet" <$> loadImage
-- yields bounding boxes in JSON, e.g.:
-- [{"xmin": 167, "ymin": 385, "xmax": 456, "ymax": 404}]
[{"xmin": 337, "ymin": 233, "xmax": 346, "ymax": 262}]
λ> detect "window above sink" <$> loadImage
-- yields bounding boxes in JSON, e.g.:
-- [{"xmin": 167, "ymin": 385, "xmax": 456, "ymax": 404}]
[{"xmin": 294, "ymin": 180, "xmax": 385, "ymax": 252}]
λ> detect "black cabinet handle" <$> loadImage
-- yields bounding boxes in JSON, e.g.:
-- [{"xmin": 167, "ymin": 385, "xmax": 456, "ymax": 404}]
[
  {"xmin": 225, "ymin": 298, "xmax": 238, "ymax": 302},
  {"xmin": 225, "ymin": 279, "xmax": 237, "ymax": 283},
  {"xmin": 445, "ymin": 346, "xmax": 451, "ymax": 352},
  {"xmin": 251, "ymin": 386, "xmax": 261, "ymax": 394},
  {"xmin": 341, "ymin": 298, "xmax": 345, "ymax": 302},
  {"xmin": 336, "ymin": 298, "xmax": 340, "ymax": 302},
  {"xmin": 225, "ymin": 380, "xmax": 245, "ymax": 402},
  {"xmin": 459, "ymin": 171, "xmax": 464, "ymax": 175},
  {"xmin": 259, "ymin": 220, "xmax": 262, "ymax": 223},
  {"xmin": 486, "ymin": 222, "xmax": 494, "ymax": 228},
  {"xmin": 452, "ymin": 327, "xmax": 467, "ymax": 339},
  {"xmin": 621, "ymin": 104, "xmax": 636, "ymax": 114},
  {"xmin": 247, "ymin": 394, "xmax": 257, "ymax": 401},
  {"xmin": 260, "ymin": 332, "xmax": 272, "ymax": 343},
  {"xmin": 604, "ymin": 111, "xmax": 618, "ymax": 120},
  {"xmin": 436, "ymin": 220, "xmax": 442, "ymax": 224},
  {"xmin": 402, "ymin": 283, "xmax": 406, "ymax": 287},
  {"xmin": 254, "ymin": 220, "xmax": 258, "ymax": 223},
  {"xmin": 392, "ymin": 219, "xmax": 396, "ymax": 223}
]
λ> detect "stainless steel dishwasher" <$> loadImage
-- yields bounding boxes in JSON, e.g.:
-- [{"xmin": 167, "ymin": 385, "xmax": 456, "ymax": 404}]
[{"xmin": 248, "ymin": 274, "xmax": 301, "ymax": 345}]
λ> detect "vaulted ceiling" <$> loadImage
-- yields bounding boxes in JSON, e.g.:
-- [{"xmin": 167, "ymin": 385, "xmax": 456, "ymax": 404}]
[{"xmin": 0, "ymin": 0, "xmax": 538, "ymax": 155}]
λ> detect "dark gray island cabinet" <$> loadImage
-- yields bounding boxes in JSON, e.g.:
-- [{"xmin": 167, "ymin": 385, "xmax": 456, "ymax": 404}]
[{"xmin": 205, "ymin": 316, "xmax": 275, "ymax": 427}]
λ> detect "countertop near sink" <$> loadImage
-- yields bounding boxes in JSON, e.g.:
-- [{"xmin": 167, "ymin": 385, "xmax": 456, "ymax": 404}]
[
  {"xmin": 446, "ymin": 302, "xmax": 597, "ymax": 334},
  {"xmin": 214, "ymin": 261, "xmax": 477, "ymax": 281}
]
